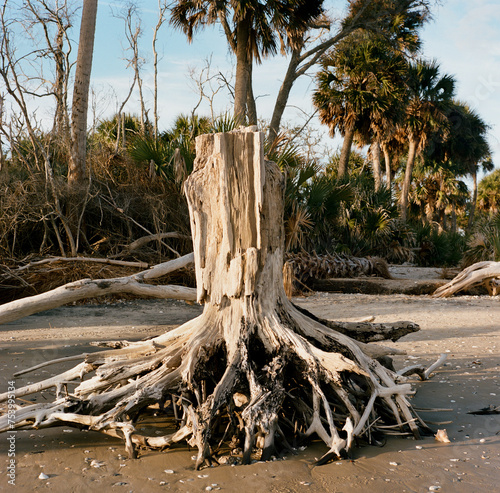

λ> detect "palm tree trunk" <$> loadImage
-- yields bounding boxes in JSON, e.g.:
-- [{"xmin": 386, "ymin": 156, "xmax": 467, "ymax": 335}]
[
  {"xmin": 370, "ymin": 142, "xmax": 382, "ymax": 191},
  {"xmin": 467, "ymin": 168, "xmax": 478, "ymax": 232},
  {"xmin": 234, "ymin": 14, "xmax": 251, "ymax": 125},
  {"xmin": 400, "ymin": 138, "xmax": 417, "ymax": 222},
  {"xmin": 382, "ymin": 144, "xmax": 392, "ymax": 190},
  {"xmin": 246, "ymin": 62, "xmax": 257, "ymax": 125},
  {"xmin": 338, "ymin": 126, "xmax": 355, "ymax": 179},
  {"xmin": 451, "ymin": 202, "xmax": 457, "ymax": 233},
  {"xmin": 68, "ymin": 0, "xmax": 98, "ymax": 186}
]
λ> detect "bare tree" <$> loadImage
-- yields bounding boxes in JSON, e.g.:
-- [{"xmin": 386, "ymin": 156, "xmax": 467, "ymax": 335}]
[
  {"xmin": 112, "ymin": 2, "xmax": 147, "ymax": 137},
  {"xmin": 0, "ymin": 2, "xmax": 78, "ymax": 255},
  {"xmin": 152, "ymin": 0, "xmax": 168, "ymax": 140},
  {"xmin": 187, "ymin": 57, "xmax": 231, "ymax": 124},
  {"xmin": 23, "ymin": 0, "xmax": 76, "ymax": 143}
]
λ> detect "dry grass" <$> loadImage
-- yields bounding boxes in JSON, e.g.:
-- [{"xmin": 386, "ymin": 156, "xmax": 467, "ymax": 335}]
[{"xmin": 0, "ymin": 258, "xmax": 196, "ymax": 304}]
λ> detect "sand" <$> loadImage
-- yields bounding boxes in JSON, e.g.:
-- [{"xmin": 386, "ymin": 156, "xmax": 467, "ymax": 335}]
[{"xmin": 1, "ymin": 268, "xmax": 499, "ymax": 492}]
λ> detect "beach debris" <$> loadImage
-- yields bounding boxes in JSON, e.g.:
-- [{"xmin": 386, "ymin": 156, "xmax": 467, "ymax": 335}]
[
  {"xmin": 112, "ymin": 482, "xmax": 128, "ymax": 487},
  {"xmin": 428, "ymin": 486, "xmax": 441, "ymax": 491},
  {"xmin": 433, "ymin": 260, "xmax": 500, "ymax": 297},
  {"xmin": 38, "ymin": 472, "xmax": 49, "ymax": 480},
  {"xmin": 90, "ymin": 459, "xmax": 106, "ymax": 468},
  {"xmin": 164, "ymin": 469, "xmax": 175, "ymax": 474},
  {"xmin": 467, "ymin": 405, "xmax": 500, "ymax": 415},
  {"xmin": 435, "ymin": 429, "xmax": 451, "ymax": 443}
]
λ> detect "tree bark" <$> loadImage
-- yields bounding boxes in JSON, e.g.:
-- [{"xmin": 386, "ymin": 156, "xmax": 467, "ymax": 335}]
[
  {"xmin": 68, "ymin": 0, "xmax": 98, "ymax": 186},
  {"xmin": 338, "ymin": 125, "xmax": 355, "ymax": 179},
  {"xmin": 0, "ymin": 130, "xmax": 431, "ymax": 468},
  {"xmin": 400, "ymin": 138, "xmax": 417, "ymax": 222},
  {"xmin": 267, "ymin": 48, "xmax": 301, "ymax": 144},
  {"xmin": 233, "ymin": 15, "xmax": 251, "ymax": 124},
  {"xmin": 246, "ymin": 62, "xmax": 258, "ymax": 125},
  {"xmin": 382, "ymin": 143, "xmax": 392, "ymax": 190}
]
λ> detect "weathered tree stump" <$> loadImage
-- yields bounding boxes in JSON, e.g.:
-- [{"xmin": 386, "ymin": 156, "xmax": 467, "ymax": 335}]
[{"xmin": 0, "ymin": 129, "xmax": 431, "ymax": 467}]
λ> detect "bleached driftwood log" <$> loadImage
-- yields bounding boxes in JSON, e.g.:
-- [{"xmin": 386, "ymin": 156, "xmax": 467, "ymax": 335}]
[
  {"xmin": 0, "ymin": 254, "xmax": 196, "ymax": 325},
  {"xmin": 433, "ymin": 261, "xmax": 500, "ymax": 297},
  {"xmin": 0, "ymin": 129, "xmax": 431, "ymax": 468}
]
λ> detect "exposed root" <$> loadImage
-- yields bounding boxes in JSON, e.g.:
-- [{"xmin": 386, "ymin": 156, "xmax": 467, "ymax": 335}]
[{"xmin": 1, "ymin": 300, "xmax": 432, "ymax": 467}]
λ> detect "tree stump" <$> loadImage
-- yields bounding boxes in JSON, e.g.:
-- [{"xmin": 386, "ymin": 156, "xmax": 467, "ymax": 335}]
[{"xmin": 0, "ymin": 128, "xmax": 429, "ymax": 467}]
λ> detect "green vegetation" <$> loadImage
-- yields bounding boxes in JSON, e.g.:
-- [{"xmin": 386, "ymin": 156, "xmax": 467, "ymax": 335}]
[{"xmin": 0, "ymin": 0, "xmax": 498, "ymax": 270}]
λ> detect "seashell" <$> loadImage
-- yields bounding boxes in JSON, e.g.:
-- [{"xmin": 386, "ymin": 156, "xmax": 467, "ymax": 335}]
[
  {"xmin": 90, "ymin": 459, "xmax": 106, "ymax": 468},
  {"xmin": 38, "ymin": 472, "xmax": 49, "ymax": 480},
  {"xmin": 435, "ymin": 429, "xmax": 451, "ymax": 443}
]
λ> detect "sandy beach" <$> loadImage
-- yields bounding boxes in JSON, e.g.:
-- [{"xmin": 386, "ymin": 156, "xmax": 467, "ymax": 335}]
[{"xmin": 1, "ymin": 269, "xmax": 499, "ymax": 492}]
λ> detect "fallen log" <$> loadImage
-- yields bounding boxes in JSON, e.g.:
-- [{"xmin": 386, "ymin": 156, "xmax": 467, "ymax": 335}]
[
  {"xmin": 313, "ymin": 277, "xmax": 446, "ymax": 296},
  {"xmin": 284, "ymin": 252, "xmax": 392, "ymax": 296},
  {"xmin": 433, "ymin": 261, "xmax": 500, "ymax": 297},
  {"xmin": 0, "ymin": 254, "xmax": 196, "ymax": 325},
  {"xmin": 0, "ymin": 129, "xmax": 433, "ymax": 468}
]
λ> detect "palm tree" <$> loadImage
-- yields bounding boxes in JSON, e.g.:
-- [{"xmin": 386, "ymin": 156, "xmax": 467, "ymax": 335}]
[
  {"xmin": 478, "ymin": 169, "xmax": 500, "ymax": 214},
  {"xmin": 313, "ymin": 31, "xmax": 407, "ymax": 181},
  {"xmin": 170, "ymin": 0, "xmax": 323, "ymax": 124},
  {"xmin": 410, "ymin": 158, "xmax": 468, "ymax": 232},
  {"xmin": 398, "ymin": 60, "xmax": 455, "ymax": 221},
  {"xmin": 267, "ymin": 0, "xmax": 432, "ymax": 144},
  {"xmin": 428, "ymin": 101, "xmax": 493, "ymax": 230}
]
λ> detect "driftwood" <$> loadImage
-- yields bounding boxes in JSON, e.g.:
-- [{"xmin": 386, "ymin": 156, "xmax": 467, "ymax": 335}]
[
  {"xmin": 433, "ymin": 261, "xmax": 500, "ymax": 297},
  {"xmin": 0, "ymin": 129, "xmax": 434, "ymax": 468},
  {"xmin": 0, "ymin": 254, "xmax": 196, "ymax": 325},
  {"xmin": 112, "ymin": 232, "xmax": 192, "ymax": 258}
]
